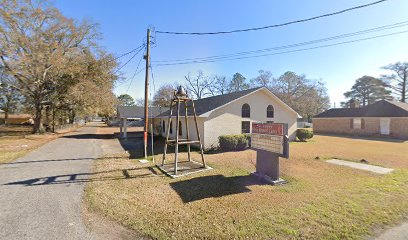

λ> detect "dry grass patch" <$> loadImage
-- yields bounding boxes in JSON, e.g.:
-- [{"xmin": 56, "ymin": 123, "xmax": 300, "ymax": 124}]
[
  {"xmin": 0, "ymin": 125, "xmax": 60, "ymax": 164},
  {"xmin": 86, "ymin": 134, "xmax": 408, "ymax": 239},
  {"xmin": 290, "ymin": 134, "xmax": 408, "ymax": 169}
]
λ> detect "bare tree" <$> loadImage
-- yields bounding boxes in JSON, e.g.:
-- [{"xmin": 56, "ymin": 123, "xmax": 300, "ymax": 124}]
[
  {"xmin": 184, "ymin": 70, "xmax": 212, "ymax": 99},
  {"xmin": 382, "ymin": 62, "xmax": 408, "ymax": 102},
  {"xmin": 250, "ymin": 70, "xmax": 273, "ymax": 88},
  {"xmin": 153, "ymin": 84, "xmax": 176, "ymax": 107},
  {"xmin": 208, "ymin": 75, "xmax": 230, "ymax": 96},
  {"xmin": 271, "ymin": 71, "xmax": 330, "ymax": 118},
  {"xmin": 135, "ymin": 98, "xmax": 153, "ymax": 107}
]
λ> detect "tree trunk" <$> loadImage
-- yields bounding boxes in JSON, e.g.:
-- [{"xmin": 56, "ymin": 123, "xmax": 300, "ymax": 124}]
[
  {"xmin": 52, "ymin": 106, "xmax": 55, "ymax": 132},
  {"xmin": 4, "ymin": 96, "xmax": 11, "ymax": 126},
  {"xmin": 69, "ymin": 109, "xmax": 75, "ymax": 124},
  {"xmin": 4, "ymin": 110, "xmax": 8, "ymax": 126},
  {"xmin": 44, "ymin": 106, "xmax": 51, "ymax": 132},
  {"xmin": 32, "ymin": 101, "xmax": 44, "ymax": 134}
]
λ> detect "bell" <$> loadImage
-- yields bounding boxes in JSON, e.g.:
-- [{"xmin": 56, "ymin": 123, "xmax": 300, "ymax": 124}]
[{"xmin": 175, "ymin": 85, "xmax": 187, "ymax": 98}]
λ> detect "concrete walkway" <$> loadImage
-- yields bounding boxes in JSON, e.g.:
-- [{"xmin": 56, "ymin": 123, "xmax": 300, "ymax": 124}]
[
  {"xmin": 0, "ymin": 122, "xmax": 122, "ymax": 239},
  {"xmin": 375, "ymin": 221, "xmax": 408, "ymax": 240},
  {"xmin": 326, "ymin": 159, "xmax": 394, "ymax": 174}
]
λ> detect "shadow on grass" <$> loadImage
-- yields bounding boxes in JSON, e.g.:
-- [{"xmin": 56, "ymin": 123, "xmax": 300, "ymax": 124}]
[
  {"xmin": 170, "ymin": 174, "xmax": 266, "ymax": 203},
  {"xmin": 3, "ymin": 166, "xmax": 158, "ymax": 186},
  {"xmin": 119, "ymin": 134, "xmax": 199, "ymax": 159}
]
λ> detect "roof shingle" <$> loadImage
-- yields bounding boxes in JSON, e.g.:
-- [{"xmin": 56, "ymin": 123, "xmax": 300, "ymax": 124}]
[
  {"xmin": 117, "ymin": 106, "xmax": 164, "ymax": 118},
  {"xmin": 157, "ymin": 87, "xmax": 263, "ymax": 117},
  {"xmin": 314, "ymin": 100, "xmax": 408, "ymax": 118}
]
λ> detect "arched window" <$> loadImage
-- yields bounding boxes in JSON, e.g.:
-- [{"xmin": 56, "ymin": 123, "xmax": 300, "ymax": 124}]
[
  {"xmin": 241, "ymin": 103, "xmax": 250, "ymax": 118},
  {"xmin": 162, "ymin": 120, "xmax": 165, "ymax": 132},
  {"xmin": 267, "ymin": 105, "xmax": 274, "ymax": 118},
  {"xmin": 170, "ymin": 120, "xmax": 173, "ymax": 134},
  {"xmin": 178, "ymin": 121, "xmax": 182, "ymax": 136}
]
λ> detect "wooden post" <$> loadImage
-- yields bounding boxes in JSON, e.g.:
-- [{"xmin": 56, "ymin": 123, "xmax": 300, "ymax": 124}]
[
  {"xmin": 162, "ymin": 98, "xmax": 174, "ymax": 166},
  {"xmin": 191, "ymin": 99, "xmax": 206, "ymax": 167},
  {"xmin": 174, "ymin": 100, "xmax": 181, "ymax": 175},
  {"xmin": 184, "ymin": 101, "xmax": 191, "ymax": 162},
  {"xmin": 150, "ymin": 123, "xmax": 155, "ymax": 163},
  {"xmin": 143, "ymin": 28, "xmax": 151, "ymax": 159},
  {"xmin": 123, "ymin": 118, "xmax": 127, "ymax": 138},
  {"xmin": 119, "ymin": 118, "xmax": 123, "ymax": 137}
]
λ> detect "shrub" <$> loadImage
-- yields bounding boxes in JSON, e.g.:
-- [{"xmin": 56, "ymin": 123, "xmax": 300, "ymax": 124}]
[
  {"xmin": 296, "ymin": 129, "xmax": 314, "ymax": 142},
  {"xmin": 219, "ymin": 134, "xmax": 249, "ymax": 151}
]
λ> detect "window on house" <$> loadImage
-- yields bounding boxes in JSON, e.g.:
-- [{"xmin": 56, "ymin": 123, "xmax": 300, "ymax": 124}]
[
  {"xmin": 170, "ymin": 120, "xmax": 173, "ymax": 134},
  {"xmin": 178, "ymin": 121, "xmax": 182, "ymax": 136},
  {"xmin": 266, "ymin": 121, "xmax": 274, "ymax": 123},
  {"xmin": 242, "ymin": 103, "xmax": 250, "ymax": 118},
  {"xmin": 242, "ymin": 121, "xmax": 251, "ymax": 133},
  {"xmin": 162, "ymin": 120, "xmax": 165, "ymax": 132},
  {"xmin": 267, "ymin": 105, "xmax": 274, "ymax": 118},
  {"xmin": 352, "ymin": 118, "xmax": 362, "ymax": 129}
]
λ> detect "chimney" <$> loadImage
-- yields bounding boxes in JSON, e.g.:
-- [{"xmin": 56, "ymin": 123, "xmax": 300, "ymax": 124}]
[{"xmin": 349, "ymin": 99, "xmax": 360, "ymax": 108}]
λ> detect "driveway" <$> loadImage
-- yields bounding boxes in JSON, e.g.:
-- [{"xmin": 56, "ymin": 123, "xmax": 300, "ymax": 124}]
[{"xmin": 0, "ymin": 122, "xmax": 125, "ymax": 239}]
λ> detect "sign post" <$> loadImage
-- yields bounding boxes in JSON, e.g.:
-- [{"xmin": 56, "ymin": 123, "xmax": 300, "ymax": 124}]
[{"xmin": 251, "ymin": 123, "xmax": 289, "ymax": 185}]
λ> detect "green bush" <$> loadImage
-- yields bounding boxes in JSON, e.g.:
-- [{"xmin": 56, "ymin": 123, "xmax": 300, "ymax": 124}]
[
  {"xmin": 296, "ymin": 129, "xmax": 314, "ymax": 142},
  {"xmin": 219, "ymin": 134, "xmax": 249, "ymax": 151}
]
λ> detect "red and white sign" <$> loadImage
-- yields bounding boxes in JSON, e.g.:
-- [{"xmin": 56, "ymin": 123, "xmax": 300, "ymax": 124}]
[{"xmin": 252, "ymin": 123, "xmax": 283, "ymax": 136}]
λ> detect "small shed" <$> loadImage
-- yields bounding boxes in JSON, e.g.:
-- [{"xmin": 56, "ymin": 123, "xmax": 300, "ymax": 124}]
[{"xmin": 116, "ymin": 106, "xmax": 163, "ymax": 138}]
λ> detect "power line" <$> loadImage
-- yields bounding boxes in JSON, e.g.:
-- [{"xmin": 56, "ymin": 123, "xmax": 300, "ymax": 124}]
[
  {"xmin": 150, "ymin": 64, "xmax": 156, "ymax": 95},
  {"xmin": 114, "ymin": 46, "xmax": 145, "ymax": 74},
  {"xmin": 156, "ymin": 0, "xmax": 388, "ymax": 35},
  {"xmin": 126, "ymin": 52, "xmax": 146, "ymax": 93},
  {"xmin": 113, "ymin": 44, "xmax": 145, "ymax": 61},
  {"xmin": 153, "ymin": 21, "xmax": 408, "ymax": 63},
  {"xmin": 154, "ymin": 30, "xmax": 408, "ymax": 66}
]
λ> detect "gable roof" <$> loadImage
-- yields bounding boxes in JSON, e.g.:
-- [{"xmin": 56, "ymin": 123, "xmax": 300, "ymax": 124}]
[
  {"xmin": 117, "ymin": 106, "xmax": 164, "ymax": 118},
  {"xmin": 314, "ymin": 100, "xmax": 408, "ymax": 118},
  {"xmin": 157, "ymin": 87, "xmax": 299, "ymax": 117}
]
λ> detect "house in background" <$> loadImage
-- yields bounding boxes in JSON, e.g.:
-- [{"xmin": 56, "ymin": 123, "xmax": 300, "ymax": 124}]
[
  {"xmin": 153, "ymin": 87, "xmax": 300, "ymax": 150},
  {"xmin": 116, "ymin": 106, "xmax": 163, "ymax": 137},
  {"xmin": 313, "ymin": 100, "xmax": 408, "ymax": 139},
  {"xmin": 0, "ymin": 113, "xmax": 32, "ymax": 125}
]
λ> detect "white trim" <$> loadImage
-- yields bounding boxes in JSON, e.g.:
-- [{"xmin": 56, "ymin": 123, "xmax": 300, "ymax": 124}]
[{"xmin": 201, "ymin": 87, "xmax": 300, "ymax": 118}]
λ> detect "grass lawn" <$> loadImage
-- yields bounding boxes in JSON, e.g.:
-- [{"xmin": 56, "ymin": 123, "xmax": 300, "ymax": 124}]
[
  {"xmin": 0, "ymin": 125, "xmax": 67, "ymax": 164},
  {"xmin": 86, "ymin": 134, "xmax": 408, "ymax": 239}
]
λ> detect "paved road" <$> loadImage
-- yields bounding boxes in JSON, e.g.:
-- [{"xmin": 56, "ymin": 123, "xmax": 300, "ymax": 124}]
[{"xmin": 0, "ymin": 122, "xmax": 113, "ymax": 239}]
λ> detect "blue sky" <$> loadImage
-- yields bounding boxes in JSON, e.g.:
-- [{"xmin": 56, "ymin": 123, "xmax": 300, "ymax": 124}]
[{"xmin": 55, "ymin": 0, "xmax": 408, "ymax": 107}]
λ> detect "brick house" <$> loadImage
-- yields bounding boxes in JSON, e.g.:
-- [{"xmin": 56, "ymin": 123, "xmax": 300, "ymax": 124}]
[{"xmin": 313, "ymin": 100, "xmax": 408, "ymax": 139}]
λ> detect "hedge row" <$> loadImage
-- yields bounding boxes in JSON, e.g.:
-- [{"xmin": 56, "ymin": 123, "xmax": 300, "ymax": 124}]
[{"xmin": 218, "ymin": 134, "xmax": 250, "ymax": 151}]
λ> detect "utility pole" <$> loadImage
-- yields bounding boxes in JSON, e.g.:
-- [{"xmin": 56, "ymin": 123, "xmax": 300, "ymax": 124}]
[{"xmin": 143, "ymin": 28, "xmax": 151, "ymax": 159}]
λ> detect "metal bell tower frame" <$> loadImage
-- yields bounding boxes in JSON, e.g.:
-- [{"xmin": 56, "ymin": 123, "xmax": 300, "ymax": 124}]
[{"xmin": 162, "ymin": 86, "xmax": 206, "ymax": 175}]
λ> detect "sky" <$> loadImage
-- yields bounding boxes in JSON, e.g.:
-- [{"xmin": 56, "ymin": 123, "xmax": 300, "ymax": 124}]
[{"xmin": 55, "ymin": 0, "xmax": 408, "ymax": 107}]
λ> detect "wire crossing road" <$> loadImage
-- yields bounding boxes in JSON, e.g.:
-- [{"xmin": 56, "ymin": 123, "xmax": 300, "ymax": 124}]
[{"xmin": 0, "ymin": 122, "xmax": 111, "ymax": 240}]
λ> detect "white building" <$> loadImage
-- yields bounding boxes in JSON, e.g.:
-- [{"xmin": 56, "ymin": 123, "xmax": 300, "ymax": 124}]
[{"xmin": 151, "ymin": 87, "xmax": 300, "ymax": 150}]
